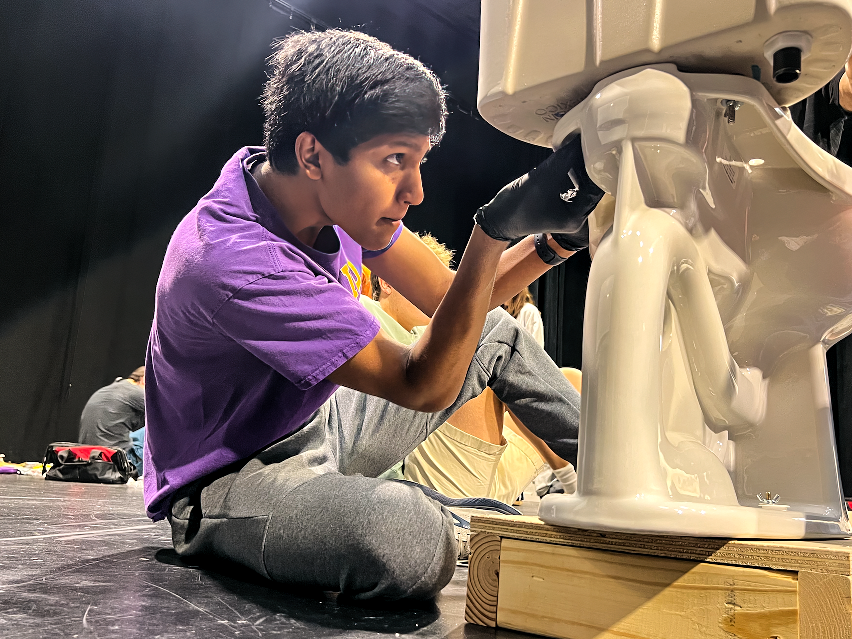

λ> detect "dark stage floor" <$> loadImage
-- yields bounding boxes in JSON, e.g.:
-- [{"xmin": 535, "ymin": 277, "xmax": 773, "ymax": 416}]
[{"xmin": 0, "ymin": 475, "xmax": 536, "ymax": 638}]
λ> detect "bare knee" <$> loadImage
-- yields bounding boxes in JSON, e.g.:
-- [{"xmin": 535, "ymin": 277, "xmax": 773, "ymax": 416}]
[{"xmin": 561, "ymin": 367, "xmax": 582, "ymax": 393}]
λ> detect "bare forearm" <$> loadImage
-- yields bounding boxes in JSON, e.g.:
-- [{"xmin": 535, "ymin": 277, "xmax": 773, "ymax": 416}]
[
  {"xmin": 369, "ymin": 231, "xmax": 573, "ymax": 320},
  {"xmin": 331, "ymin": 228, "xmax": 513, "ymax": 411},
  {"xmin": 404, "ymin": 226, "xmax": 507, "ymax": 410},
  {"xmin": 378, "ymin": 232, "xmax": 565, "ymax": 409},
  {"xmin": 490, "ymin": 234, "xmax": 573, "ymax": 308}
]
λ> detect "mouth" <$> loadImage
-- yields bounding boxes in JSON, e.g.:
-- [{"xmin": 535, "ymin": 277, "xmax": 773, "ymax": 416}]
[{"xmin": 381, "ymin": 207, "xmax": 408, "ymax": 224}]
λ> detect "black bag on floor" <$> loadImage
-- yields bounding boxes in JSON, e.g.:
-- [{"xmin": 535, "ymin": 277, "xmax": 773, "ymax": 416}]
[{"xmin": 41, "ymin": 442, "xmax": 138, "ymax": 484}]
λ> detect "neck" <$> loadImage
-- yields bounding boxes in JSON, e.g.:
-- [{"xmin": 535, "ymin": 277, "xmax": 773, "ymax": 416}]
[{"xmin": 253, "ymin": 160, "xmax": 331, "ymax": 248}]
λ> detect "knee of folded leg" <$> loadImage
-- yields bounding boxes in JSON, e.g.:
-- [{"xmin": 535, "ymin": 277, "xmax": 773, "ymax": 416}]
[
  {"xmin": 353, "ymin": 484, "xmax": 456, "ymax": 596},
  {"xmin": 355, "ymin": 482, "xmax": 452, "ymax": 554},
  {"xmin": 406, "ymin": 542, "xmax": 456, "ymax": 599},
  {"xmin": 487, "ymin": 306, "xmax": 513, "ymax": 323},
  {"xmin": 483, "ymin": 306, "xmax": 524, "ymax": 344},
  {"xmin": 395, "ymin": 521, "xmax": 456, "ymax": 599}
]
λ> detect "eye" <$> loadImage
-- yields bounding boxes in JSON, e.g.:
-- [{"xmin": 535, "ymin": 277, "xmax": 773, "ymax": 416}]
[{"xmin": 386, "ymin": 153, "xmax": 404, "ymax": 166}]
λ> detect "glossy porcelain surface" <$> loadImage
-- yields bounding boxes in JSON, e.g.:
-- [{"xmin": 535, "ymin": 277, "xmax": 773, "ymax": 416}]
[
  {"xmin": 534, "ymin": 65, "xmax": 852, "ymax": 538},
  {"xmin": 478, "ymin": 0, "xmax": 852, "ymax": 148}
]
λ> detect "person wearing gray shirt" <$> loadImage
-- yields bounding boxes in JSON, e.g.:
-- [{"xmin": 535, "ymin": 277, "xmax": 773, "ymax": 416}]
[{"xmin": 78, "ymin": 367, "xmax": 145, "ymax": 468}]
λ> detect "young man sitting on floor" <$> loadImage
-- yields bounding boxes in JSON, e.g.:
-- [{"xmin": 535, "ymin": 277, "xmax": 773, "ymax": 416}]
[
  {"xmin": 144, "ymin": 29, "xmax": 603, "ymax": 601},
  {"xmin": 361, "ymin": 233, "xmax": 581, "ymax": 504}
]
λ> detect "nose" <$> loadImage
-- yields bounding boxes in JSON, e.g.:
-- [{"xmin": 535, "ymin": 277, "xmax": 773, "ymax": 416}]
[{"xmin": 400, "ymin": 167, "xmax": 425, "ymax": 207}]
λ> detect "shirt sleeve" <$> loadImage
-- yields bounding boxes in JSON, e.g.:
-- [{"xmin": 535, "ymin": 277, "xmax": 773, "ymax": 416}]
[
  {"xmin": 123, "ymin": 384, "xmax": 146, "ymax": 432},
  {"xmin": 213, "ymin": 268, "xmax": 381, "ymax": 390}
]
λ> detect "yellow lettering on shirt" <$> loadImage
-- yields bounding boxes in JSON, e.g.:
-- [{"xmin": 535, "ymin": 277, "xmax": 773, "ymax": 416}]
[{"xmin": 340, "ymin": 261, "xmax": 361, "ymax": 298}]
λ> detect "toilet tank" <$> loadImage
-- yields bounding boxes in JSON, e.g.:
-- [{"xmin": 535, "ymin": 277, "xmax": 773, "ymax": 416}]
[{"xmin": 478, "ymin": 0, "xmax": 852, "ymax": 147}]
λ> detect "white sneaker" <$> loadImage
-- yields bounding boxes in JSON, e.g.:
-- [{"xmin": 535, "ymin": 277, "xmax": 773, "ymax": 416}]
[{"xmin": 454, "ymin": 524, "xmax": 471, "ymax": 561}]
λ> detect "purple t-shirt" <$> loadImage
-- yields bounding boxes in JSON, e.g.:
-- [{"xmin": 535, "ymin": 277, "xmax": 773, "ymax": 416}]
[{"xmin": 143, "ymin": 147, "xmax": 402, "ymax": 520}]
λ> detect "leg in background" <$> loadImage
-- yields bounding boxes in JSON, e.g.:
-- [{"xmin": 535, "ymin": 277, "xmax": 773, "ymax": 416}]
[
  {"xmin": 333, "ymin": 307, "xmax": 581, "ymax": 480},
  {"xmin": 129, "ymin": 427, "xmax": 145, "ymax": 472},
  {"xmin": 441, "ymin": 389, "xmax": 505, "ymax": 446},
  {"xmin": 503, "ymin": 367, "xmax": 582, "ymax": 471}
]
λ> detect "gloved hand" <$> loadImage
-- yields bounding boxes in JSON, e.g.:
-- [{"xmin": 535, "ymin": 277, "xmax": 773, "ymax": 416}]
[
  {"xmin": 473, "ymin": 135, "xmax": 604, "ymax": 246},
  {"xmin": 552, "ymin": 221, "xmax": 589, "ymax": 252}
]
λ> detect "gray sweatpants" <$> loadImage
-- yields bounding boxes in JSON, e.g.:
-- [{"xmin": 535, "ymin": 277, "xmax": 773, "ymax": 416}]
[{"xmin": 168, "ymin": 308, "xmax": 580, "ymax": 600}]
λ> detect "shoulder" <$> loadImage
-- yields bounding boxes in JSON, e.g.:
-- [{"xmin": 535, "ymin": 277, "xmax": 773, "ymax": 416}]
[
  {"xmin": 163, "ymin": 147, "xmax": 294, "ymax": 282},
  {"xmin": 110, "ymin": 381, "xmax": 145, "ymax": 411},
  {"xmin": 158, "ymin": 209, "xmax": 320, "ymax": 325},
  {"xmin": 113, "ymin": 379, "xmax": 141, "ymax": 395},
  {"xmin": 156, "ymin": 211, "xmax": 267, "ymax": 321},
  {"xmin": 126, "ymin": 380, "xmax": 144, "ymax": 395}
]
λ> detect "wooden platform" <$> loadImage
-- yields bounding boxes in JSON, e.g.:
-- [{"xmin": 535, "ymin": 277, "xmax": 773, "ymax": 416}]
[{"xmin": 464, "ymin": 514, "xmax": 852, "ymax": 639}]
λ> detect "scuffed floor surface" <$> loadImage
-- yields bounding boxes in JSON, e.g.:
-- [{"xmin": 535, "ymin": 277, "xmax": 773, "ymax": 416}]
[{"xmin": 0, "ymin": 476, "xmax": 535, "ymax": 638}]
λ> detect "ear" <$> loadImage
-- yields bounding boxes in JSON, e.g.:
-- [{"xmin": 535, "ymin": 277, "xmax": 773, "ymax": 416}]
[
  {"xmin": 294, "ymin": 131, "xmax": 325, "ymax": 181},
  {"xmin": 378, "ymin": 277, "xmax": 395, "ymax": 297}
]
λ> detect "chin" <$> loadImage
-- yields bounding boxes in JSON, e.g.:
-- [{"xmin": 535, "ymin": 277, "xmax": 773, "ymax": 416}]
[
  {"xmin": 341, "ymin": 218, "xmax": 398, "ymax": 252},
  {"xmin": 363, "ymin": 229, "xmax": 396, "ymax": 252}
]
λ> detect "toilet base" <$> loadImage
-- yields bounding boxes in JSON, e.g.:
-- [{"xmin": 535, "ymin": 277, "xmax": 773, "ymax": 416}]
[{"xmin": 539, "ymin": 493, "xmax": 851, "ymax": 539}]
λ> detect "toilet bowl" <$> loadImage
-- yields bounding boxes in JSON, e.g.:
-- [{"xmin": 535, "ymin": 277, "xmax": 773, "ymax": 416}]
[{"xmin": 479, "ymin": 1, "xmax": 852, "ymax": 538}]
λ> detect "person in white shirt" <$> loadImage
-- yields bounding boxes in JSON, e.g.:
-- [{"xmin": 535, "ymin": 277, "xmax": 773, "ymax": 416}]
[{"xmin": 503, "ymin": 287, "xmax": 544, "ymax": 348}]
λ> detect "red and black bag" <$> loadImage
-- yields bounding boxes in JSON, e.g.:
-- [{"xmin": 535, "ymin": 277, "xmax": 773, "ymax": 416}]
[{"xmin": 41, "ymin": 442, "xmax": 138, "ymax": 484}]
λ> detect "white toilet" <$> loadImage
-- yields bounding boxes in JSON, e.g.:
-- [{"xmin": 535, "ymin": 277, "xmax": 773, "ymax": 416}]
[{"xmin": 479, "ymin": 0, "xmax": 852, "ymax": 538}]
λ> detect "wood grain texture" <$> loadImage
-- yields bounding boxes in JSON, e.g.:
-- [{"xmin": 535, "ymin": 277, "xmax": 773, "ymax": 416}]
[
  {"xmin": 497, "ymin": 538, "xmax": 799, "ymax": 639},
  {"xmin": 471, "ymin": 514, "xmax": 852, "ymax": 576},
  {"xmin": 799, "ymin": 570, "xmax": 852, "ymax": 639},
  {"xmin": 464, "ymin": 533, "xmax": 501, "ymax": 627}
]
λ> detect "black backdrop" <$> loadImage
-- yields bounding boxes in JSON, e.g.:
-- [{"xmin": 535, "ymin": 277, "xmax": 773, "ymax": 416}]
[
  {"xmin": 0, "ymin": 0, "xmax": 563, "ymax": 461},
  {"xmin": 1, "ymin": 0, "xmax": 850, "ymax": 496}
]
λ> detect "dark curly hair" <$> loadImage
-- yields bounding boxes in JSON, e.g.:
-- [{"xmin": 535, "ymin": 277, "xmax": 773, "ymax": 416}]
[{"xmin": 262, "ymin": 29, "xmax": 447, "ymax": 174}]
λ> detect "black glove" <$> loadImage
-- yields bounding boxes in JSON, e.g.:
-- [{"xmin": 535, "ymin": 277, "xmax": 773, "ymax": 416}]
[
  {"xmin": 473, "ymin": 135, "xmax": 604, "ymax": 246},
  {"xmin": 551, "ymin": 222, "xmax": 589, "ymax": 252}
]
